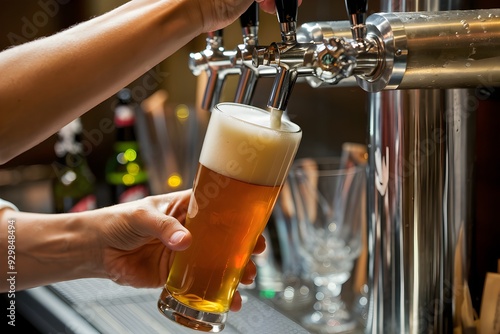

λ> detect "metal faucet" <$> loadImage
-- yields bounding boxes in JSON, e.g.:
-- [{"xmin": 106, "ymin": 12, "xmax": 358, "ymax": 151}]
[
  {"xmin": 345, "ymin": 0, "xmax": 368, "ymax": 43},
  {"xmin": 259, "ymin": 1, "xmax": 500, "ymax": 91},
  {"xmin": 188, "ymin": 30, "xmax": 239, "ymax": 111},
  {"xmin": 252, "ymin": 0, "xmax": 376, "ymax": 111},
  {"xmin": 252, "ymin": 0, "xmax": 317, "ymax": 112},
  {"xmin": 233, "ymin": 2, "xmax": 275, "ymax": 105}
]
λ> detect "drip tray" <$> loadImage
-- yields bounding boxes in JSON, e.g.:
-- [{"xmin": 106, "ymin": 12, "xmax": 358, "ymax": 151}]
[{"xmin": 17, "ymin": 278, "xmax": 310, "ymax": 334}]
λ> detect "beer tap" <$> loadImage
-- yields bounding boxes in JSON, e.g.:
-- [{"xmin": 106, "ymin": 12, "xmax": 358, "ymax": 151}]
[
  {"xmin": 300, "ymin": 0, "xmax": 376, "ymax": 87},
  {"xmin": 233, "ymin": 2, "xmax": 264, "ymax": 105},
  {"xmin": 253, "ymin": 0, "xmax": 388, "ymax": 94},
  {"xmin": 253, "ymin": 0, "xmax": 371, "ymax": 111},
  {"xmin": 234, "ymin": 3, "xmax": 283, "ymax": 105},
  {"xmin": 253, "ymin": 0, "xmax": 316, "ymax": 112},
  {"xmin": 189, "ymin": 30, "xmax": 239, "ymax": 111},
  {"xmin": 303, "ymin": 3, "xmax": 500, "ymax": 91},
  {"xmin": 345, "ymin": 0, "xmax": 368, "ymax": 43}
]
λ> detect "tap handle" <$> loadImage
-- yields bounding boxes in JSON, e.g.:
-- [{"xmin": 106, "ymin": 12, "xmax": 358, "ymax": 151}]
[
  {"xmin": 275, "ymin": 0, "xmax": 298, "ymax": 43},
  {"xmin": 240, "ymin": 2, "xmax": 259, "ymax": 29},
  {"xmin": 240, "ymin": 2, "xmax": 259, "ymax": 45},
  {"xmin": 344, "ymin": 0, "xmax": 368, "ymax": 41},
  {"xmin": 208, "ymin": 29, "xmax": 223, "ymax": 39},
  {"xmin": 275, "ymin": 0, "xmax": 298, "ymax": 25},
  {"xmin": 206, "ymin": 29, "xmax": 224, "ymax": 49}
]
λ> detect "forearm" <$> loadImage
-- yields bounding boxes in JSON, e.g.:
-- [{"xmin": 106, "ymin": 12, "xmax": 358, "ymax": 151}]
[
  {"xmin": 0, "ymin": 0, "xmax": 203, "ymax": 164},
  {"xmin": 0, "ymin": 208, "xmax": 104, "ymax": 292}
]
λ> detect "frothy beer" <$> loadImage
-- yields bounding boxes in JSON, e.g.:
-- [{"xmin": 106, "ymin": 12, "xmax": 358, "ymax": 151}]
[{"xmin": 166, "ymin": 103, "xmax": 301, "ymax": 313}]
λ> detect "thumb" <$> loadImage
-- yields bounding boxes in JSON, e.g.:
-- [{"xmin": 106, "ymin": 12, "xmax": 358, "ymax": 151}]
[
  {"xmin": 165, "ymin": 222, "xmax": 192, "ymax": 251},
  {"xmin": 157, "ymin": 216, "xmax": 192, "ymax": 251},
  {"xmin": 139, "ymin": 191, "xmax": 192, "ymax": 250},
  {"xmin": 134, "ymin": 209, "xmax": 192, "ymax": 251}
]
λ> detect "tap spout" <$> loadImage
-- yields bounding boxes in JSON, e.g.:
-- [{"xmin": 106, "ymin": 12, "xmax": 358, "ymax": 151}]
[
  {"xmin": 188, "ymin": 30, "xmax": 239, "ymax": 111},
  {"xmin": 234, "ymin": 2, "xmax": 264, "ymax": 105},
  {"xmin": 255, "ymin": 0, "xmax": 312, "ymax": 112},
  {"xmin": 345, "ymin": 0, "xmax": 369, "ymax": 43}
]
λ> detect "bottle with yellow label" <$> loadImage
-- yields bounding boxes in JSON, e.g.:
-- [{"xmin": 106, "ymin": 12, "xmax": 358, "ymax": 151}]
[{"xmin": 105, "ymin": 88, "xmax": 149, "ymax": 204}]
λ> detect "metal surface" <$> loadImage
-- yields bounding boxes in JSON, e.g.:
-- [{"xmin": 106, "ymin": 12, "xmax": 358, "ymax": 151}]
[
  {"xmin": 267, "ymin": 0, "xmax": 488, "ymax": 333},
  {"xmin": 365, "ymin": 0, "xmax": 477, "ymax": 332},
  {"xmin": 234, "ymin": 2, "xmax": 262, "ymax": 105},
  {"xmin": 188, "ymin": 31, "xmax": 239, "ymax": 111},
  {"xmin": 360, "ymin": 9, "xmax": 500, "ymax": 91},
  {"xmin": 19, "ymin": 279, "xmax": 310, "ymax": 334},
  {"xmin": 252, "ymin": 0, "xmax": 317, "ymax": 112},
  {"xmin": 293, "ymin": 10, "xmax": 500, "ymax": 92}
]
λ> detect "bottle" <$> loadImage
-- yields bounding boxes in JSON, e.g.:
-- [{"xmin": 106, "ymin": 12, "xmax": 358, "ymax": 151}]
[
  {"xmin": 106, "ymin": 88, "xmax": 150, "ymax": 204},
  {"xmin": 52, "ymin": 118, "xmax": 97, "ymax": 213}
]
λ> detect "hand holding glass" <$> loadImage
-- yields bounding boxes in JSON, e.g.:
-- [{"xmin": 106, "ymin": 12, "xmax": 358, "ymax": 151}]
[{"xmin": 158, "ymin": 103, "xmax": 302, "ymax": 332}]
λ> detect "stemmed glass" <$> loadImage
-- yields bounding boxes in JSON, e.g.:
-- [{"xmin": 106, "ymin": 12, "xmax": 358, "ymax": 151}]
[{"xmin": 289, "ymin": 153, "xmax": 366, "ymax": 333}]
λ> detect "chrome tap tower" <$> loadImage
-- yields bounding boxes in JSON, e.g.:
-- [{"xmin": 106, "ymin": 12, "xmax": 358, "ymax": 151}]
[{"xmin": 190, "ymin": 0, "xmax": 500, "ymax": 332}]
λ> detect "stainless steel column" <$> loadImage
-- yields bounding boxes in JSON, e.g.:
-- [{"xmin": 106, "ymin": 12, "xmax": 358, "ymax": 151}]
[{"xmin": 366, "ymin": 0, "xmax": 473, "ymax": 332}]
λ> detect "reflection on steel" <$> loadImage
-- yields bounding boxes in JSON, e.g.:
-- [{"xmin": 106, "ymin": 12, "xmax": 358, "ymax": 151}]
[
  {"xmin": 360, "ymin": 10, "xmax": 500, "ymax": 91},
  {"xmin": 365, "ymin": 0, "xmax": 481, "ymax": 332},
  {"xmin": 252, "ymin": 0, "xmax": 317, "ymax": 112},
  {"xmin": 188, "ymin": 30, "xmax": 239, "ymax": 111},
  {"xmin": 233, "ymin": 2, "xmax": 277, "ymax": 105},
  {"xmin": 292, "ymin": 9, "xmax": 500, "ymax": 91}
]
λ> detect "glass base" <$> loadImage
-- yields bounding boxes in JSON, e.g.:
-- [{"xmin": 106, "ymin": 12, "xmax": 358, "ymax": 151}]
[
  {"xmin": 301, "ymin": 309, "xmax": 357, "ymax": 334},
  {"xmin": 157, "ymin": 287, "xmax": 227, "ymax": 333}
]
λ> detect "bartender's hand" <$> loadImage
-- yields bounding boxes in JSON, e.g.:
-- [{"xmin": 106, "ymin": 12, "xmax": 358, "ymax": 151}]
[
  {"xmin": 256, "ymin": 0, "xmax": 303, "ymax": 14},
  {"xmin": 197, "ymin": 0, "xmax": 303, "ymax": 32},
  {"xmin": 97, "ymin": 189, "xmax": 265, "ymax": 311},
  {"xmin": 0, "ymin": 0, "xmax": 304, "ymax": 164},
  {"xmin": 0, "ymin": 190, "xmax": 264, "ymax": 311}
]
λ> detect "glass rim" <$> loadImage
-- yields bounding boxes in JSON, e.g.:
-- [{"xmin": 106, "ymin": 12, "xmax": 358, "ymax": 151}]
[{"xmin": 213, "ymin": 102, "xmax": 302, "ymax": 134}]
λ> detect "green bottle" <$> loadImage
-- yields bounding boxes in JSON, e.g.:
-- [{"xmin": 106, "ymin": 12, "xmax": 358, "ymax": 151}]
[
  {"xmin": 52, "ymin": 118, "xmax": 96, "ymax": 213},
  {"xmin": 106, "ymin": 88, "xmax": 149, "ymax": 204}
]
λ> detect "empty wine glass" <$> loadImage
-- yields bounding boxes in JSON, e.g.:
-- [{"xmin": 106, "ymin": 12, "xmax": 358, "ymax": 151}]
[
  {"xmin": 289, "ymin": 155, "xmax": 366, "ymax": 333},
  {"xmin": 268, "ymin": 180, "xmax": 314, "ymax": 312}
]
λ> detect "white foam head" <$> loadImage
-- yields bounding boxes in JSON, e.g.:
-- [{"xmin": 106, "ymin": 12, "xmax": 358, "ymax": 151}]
[{"xmin": 199, "ymin": 103, "xmax": 302, "ymax": 186}]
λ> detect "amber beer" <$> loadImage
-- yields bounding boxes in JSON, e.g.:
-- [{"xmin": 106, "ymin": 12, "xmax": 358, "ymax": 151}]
[{"xmin": 158, "ymin": 103, "xmax": 301, "ymax": 332}]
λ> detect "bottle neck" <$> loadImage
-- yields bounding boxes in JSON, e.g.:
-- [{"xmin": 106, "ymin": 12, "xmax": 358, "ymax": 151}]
[
  {"xmin": 114, "ymin": 104, "xmax": 137, "ymax": 143},
  {"xmin": 58, "ymin": 152, "xmax": 86, "ymax": 169},
  {"xmin": 116, "ymin": 125, "xmax": 137, "ymax": 143}
]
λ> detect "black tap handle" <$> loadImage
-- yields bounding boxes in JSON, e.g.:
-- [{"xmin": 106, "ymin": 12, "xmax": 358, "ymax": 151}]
[
  {"xmin": 345, "ymin": 0, "xmax": 368, "ymax": 25},
  {"xmin": 345, "ymin": 0, "xmax": 368, "ymax": 41},
  {"xmin": 240, "ymin": 2, "xmax": 259, "ymax": 28},
  {"xmin": 345, "ymin": 0, "xmax": 368, "ymax": 16},
  {"xmin": 208, "ymin": 29, "xmax": 224, "ymax": 39},
  {"xmin": 275, "ymin": 0, "xmax": 298, "ymax": 24},
  {"xmin": 275, "ymin": 0, "xmax": 298, "ymax": 43}
]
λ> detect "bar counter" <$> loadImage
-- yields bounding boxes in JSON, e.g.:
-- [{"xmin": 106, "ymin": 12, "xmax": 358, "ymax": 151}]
[{"xmin": 15, "ymin": 278, "xmax": 314, "ymax": 334}]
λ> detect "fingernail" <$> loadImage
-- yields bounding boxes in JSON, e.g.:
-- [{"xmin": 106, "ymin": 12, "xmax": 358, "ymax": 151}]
[{"xmin": 169, "ymin": 231, "xmax": 186, "ymax": 245}]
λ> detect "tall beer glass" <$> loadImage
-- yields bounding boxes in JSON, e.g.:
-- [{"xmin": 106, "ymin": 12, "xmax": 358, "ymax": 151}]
[{"xmin": 157, "ymin": 103, "xmax": 302, "ymax": 332}]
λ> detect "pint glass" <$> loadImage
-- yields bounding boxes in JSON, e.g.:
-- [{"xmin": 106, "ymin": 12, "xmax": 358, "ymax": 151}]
[{"xmin": 157, "ymin": 102, "xmax": 302, "ymax": 332}]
